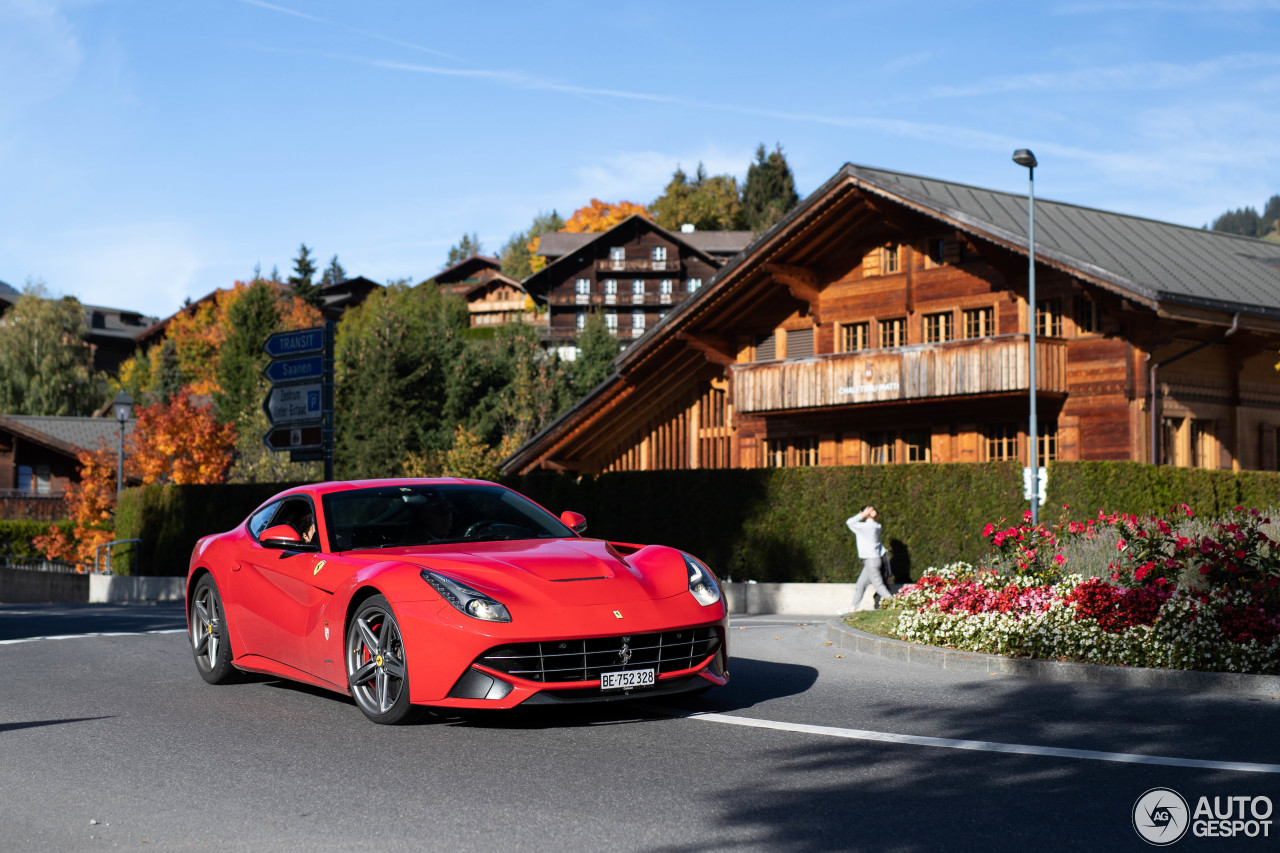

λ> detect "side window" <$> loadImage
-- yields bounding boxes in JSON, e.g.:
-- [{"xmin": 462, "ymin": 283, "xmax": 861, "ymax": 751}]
[
  {"xmin": 247, "ymin": 502, "xmax": 280, "ymax": 538},
  {"xmin": 272, "ymin": 498, "xmax": 318, "ymax": 546}
]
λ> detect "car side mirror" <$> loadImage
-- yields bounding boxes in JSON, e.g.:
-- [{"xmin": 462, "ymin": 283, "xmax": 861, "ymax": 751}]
[
  {"xmin": 560, "ymin": 511, "xmax": 588, "ymax": 535},
  {"xmin": 260, "ymin": 524, "xmax": 303, "ymax": 549}
]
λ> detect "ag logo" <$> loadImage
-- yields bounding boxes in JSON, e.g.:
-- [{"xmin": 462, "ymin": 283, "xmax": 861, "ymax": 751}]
[{"xmin": 1133, "ymin": 787, "xmax": 1189, "ymax": 846}]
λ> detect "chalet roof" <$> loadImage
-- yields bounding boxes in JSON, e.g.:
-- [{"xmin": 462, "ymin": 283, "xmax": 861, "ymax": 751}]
[
  {"xmin": 536, "ymin": 229, "xmax": 753, "ymax": 259},
  {"xmin": 0, "ymin": 415, "xmax": 134, "ymax": 456},
  {"xmin": 843, "ymin": 164, "xmax": 1280, "ymax": 317},
  {"xmin": 501, "ymin": 162, "xmax": 1280, "ymax": 474},
  {"xmin": 0, "ymin": 280, "xmax": 16, "ymax": 296},
  {"xmin": 434, "ymin": 255, "xmax": 503, "ymax": 285}
]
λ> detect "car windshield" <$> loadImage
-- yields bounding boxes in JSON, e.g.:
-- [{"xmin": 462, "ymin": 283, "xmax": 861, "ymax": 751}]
[{"xmin": 321, "ymin": 484, "xmax": 574, "ymax": 551}]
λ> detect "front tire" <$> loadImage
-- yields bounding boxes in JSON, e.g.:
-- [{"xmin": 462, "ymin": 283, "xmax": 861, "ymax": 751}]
[
  {"xmin": 346, "ymin": 595, "xmax": 419, "ymax": 724},
  {"xmin": 190, "ymin": 575, "xmax": 238, "ymax": 684}
]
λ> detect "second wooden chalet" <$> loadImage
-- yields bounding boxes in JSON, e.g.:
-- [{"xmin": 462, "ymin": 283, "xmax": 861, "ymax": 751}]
[
  {"xmin": 432, "ymin": 255, "xmax": 536, "ymax": 328},
  {"xmin": 503, "ymin": 164, "xmax": 1280, "ymax": 475}
]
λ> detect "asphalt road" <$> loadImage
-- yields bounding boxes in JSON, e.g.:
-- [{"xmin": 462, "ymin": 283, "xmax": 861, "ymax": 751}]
[{"xmin": 1, "ymin": 603, "xmax": 1278, "ymax": 852}]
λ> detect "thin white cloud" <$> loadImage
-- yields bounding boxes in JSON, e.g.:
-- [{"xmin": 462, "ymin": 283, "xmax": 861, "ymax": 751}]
[
  {"xmin": 233, "ymin": 0, "xmax": 463, "ymax": 62},
  {"xmin": 924, "ymin": 53, "xmax": 1280, "ymax": 99},
  {"xmin": 0, "ymin": 0, "xmax": 83, "ymax": 116},
  {"xmin": 881, "ymin": 51, "xmax": 937, "ymax": 75}
]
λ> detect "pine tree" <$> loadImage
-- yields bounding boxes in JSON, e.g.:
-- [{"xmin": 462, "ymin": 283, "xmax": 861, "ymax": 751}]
[
  {"xmin": 213, "ymin": 280, "xmax": 281, "ymax": 421},
  {"xmin": 153, "ymin": 339, "xmax": 183, "ymax": 404},
  {"xmin": 572, "ymin": 311, "xmax": 620, "ymax": 397},
  {"xmin": 742, "ymin": 143, "xmax": 800, "ymax": 234},
  {"xmin": 288, "ymin": 243, "xmax": 321, "ymax": 306},
  {"xmin": 320, "ymin": 255, "xmax": 347, "ymax": 288},
  {"xmin": 500, "ymin": 211, "xmax": 564, "ymax": 280},
  {"xmin": 445, "ymin": 233, "xmax": 484, "ymax": 268}
]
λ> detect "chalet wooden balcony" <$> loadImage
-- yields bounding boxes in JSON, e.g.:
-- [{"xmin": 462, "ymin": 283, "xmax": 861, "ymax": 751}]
[
  {"xmin": 595, "ymin": 259, "xmax": 682, "ymax": 273},
  {"xmin": 729, "ymin": 334, "xmax": 1067, "ymax": 414}
]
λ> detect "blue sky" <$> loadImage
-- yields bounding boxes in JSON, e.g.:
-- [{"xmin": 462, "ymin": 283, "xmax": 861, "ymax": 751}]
[{"xmin": 2, "ymin": 0, "xmax": 1278, "ymax": 319}]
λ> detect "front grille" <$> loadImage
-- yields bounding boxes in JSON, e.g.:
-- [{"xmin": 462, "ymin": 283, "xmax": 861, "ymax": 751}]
[{"xmin": 477, "ymin": 626, "xmax": 720, "ymax": 683}]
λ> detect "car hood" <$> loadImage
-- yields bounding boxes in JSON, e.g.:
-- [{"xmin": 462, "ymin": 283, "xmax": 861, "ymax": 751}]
[{"xmin": 345, "ymin": 538, "xmax": 689, "ymax": 605}]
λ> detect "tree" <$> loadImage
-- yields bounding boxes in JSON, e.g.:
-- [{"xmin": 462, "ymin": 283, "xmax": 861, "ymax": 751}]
[
  {"xmin": 496, "ymin": 324, "xmax": 572, "ymax": 441},
  {"xmin": 742, "ymin": 143, "xmax": 800, "ymax": 234},
  {"xmin": 129, "ymin": 390, "xmax": 238, "ymax": 485},
  {"xmin": 501, "ymin": 211, "xmax": 564, "ymax": 280},
  {"xmin": 153, "ymin": 339, "xmax": 183, "ymax": 403},
  {"xmin": 445, "ymin": 233, "xmax": 484, "ymax": 267},
  {"xmin": 320, "ymin": 255, "xmax": 347, "ymax": 288},
  {"xmin": 1211, "ymin": 207, "xmax": 1260, "ymax": 237},
  {"xmin": 289, "ymin": 243, "xmax": 320, "ymax": 306},
  {"xmin": 438, "ymin": 425, "xmax": 521, "ymax": 481},
  {"xmin": 334, "ymin": 283, "xmax": 469, "ymax": 478},
  {"xmin": 213, "ymin": 280, "xmax": 280, "ymax": 422},
  {"xmin": 33, "ymin": 444, "xmax": 118, "ymax": 569},
  {"xmin": 0, "ymin": 282, "xmax": 99, "ymax": 416},
  {"xmin": 650, "ymin": 164, "xmax": 744, "ymax": 232},
  {"xmin": 563, "ymin": 199, "xmax": 650, "ymax": 234},
  {"xmin": 572, "ymin": 311, "xmax": 620, "ymax": 397}
]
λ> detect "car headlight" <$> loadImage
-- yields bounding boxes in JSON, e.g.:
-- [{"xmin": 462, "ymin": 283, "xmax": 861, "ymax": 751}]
[
  {"xmin": 421, "ymin": 570, "xmax": 512, "ymax": 622},
  {"xmin": 683, "ymin": 554, "xmax": 722, "ymax": 606}
]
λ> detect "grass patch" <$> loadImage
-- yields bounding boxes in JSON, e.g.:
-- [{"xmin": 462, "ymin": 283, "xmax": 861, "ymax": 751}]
[{"xmin": 842, "ymin": 608, "xmax": 899, "ymax": 639}]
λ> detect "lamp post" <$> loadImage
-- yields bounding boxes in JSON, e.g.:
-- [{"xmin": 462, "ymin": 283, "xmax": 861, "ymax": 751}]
[
  {"xmin": 112, "ymin": 390, "xmax": 133, "ymax": 503},
  {"xmin": 1012, "ymin": 148, "xmax": 1039, "ymax": 525}
]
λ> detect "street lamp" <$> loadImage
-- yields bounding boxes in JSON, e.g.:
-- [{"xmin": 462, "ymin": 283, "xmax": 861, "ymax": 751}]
[
  {"xmin": 1012, "ymin": 148, "xmax": 1039, "ymax": 525},
  {"xmin": 112, "ymin": 390, "xmax": 133, "ymax": 503}
]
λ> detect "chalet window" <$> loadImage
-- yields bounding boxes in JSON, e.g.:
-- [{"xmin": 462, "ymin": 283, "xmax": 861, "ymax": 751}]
[
  {"xmin": 576, "ymin": 311, "xmax": 586, "ymax": 331},
  {"xmin": 1036, "ymin": 298, "xmax": 1062, "ymax": 337},
  {"xmin": 923, "ymin": 312, "xmax": 953, "ymax": 344},
  {"xmin": 687, "ymin": 278, "xmax": 702, "ymax": 294},
  {"xmin": 651, "ymin": 246, "xmax": 668, "ymax": 270},
  {"xmin": 868, "ymin": 431, "xmax": 896, "ymax": 464},
  {"xmin": 986, "ymin": 424, "xmax": 1018, "ymax": 461},
  {"xmin": 882, "ymin": 245, "xmax": 900, "ymax": 274},
  {"xmin": 609, "ymin": 247, "xmax": 625, "ymax": 270},
  {"xmin": 763, "ymin": 437, "xmax": 818, "ymax": 468},
  {"xmin": 840, "ymin": 321, "xmax": 871, "ymax": 352},
  {"xmin": 659, "ymin": 311, "xmax": 668, "ymax": 321},
  {"xmin": 632, "ymin": 310, "xmax": 645, "ymax": 332},
  {"xmin": 963, "ymin": 307, "xmax": 994, "ymax": 339},
  {"xmin": 16, "ymin": 465, "xmax": 33, "ymax": 493},
  {"xmin": 605, "ymin": 312, "xmax": 618, "ymax": 335},
  {"xmin": 575, "ymin": 278, "xmax": 591, "ymax": 305},
  {"xmin": 1076, "ymin": 295, "xmax": 1102, "ymax": 334},
  {"xmin": 928, "ymin": 238, "xmax": 947, "ymax": 266},
  {"xmin": 604, "ymin": 279, "xmax": 618, "ymax": 304},
  {"xmin": 755, "ymin": 332, "xmax": 777, "ymax": 361},
  {"xmin": 659, "ymin": 279, "xmax": 674, "ymax": 304},
  {"xmin": 1192, "ymin": 419, "xmax": 1217, "ymax": 468},
  {"xmin": 788, "ymin": 328, "xmax": 814, "ymax": 359},
  {"xmin": 1161, "ymin": 417, "xmax": 1183, "ymax": 466},
  {"xmin": 904, "ymin": 430, "xmax": 931, "ymax": 463},
  {"xmin": 879, "ymin": 317, "xmax": 906, "ymax": 348},
  {"xmin": 1037, "ymin": 420, "xmax": 1058, "ymax": 467},
  {"xmin": 632, "ymin": 280, "xmax": 645, "ymax": 304}
]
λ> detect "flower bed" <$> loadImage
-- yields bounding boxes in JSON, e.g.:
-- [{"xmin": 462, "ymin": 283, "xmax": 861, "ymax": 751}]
[{"xmin": 886, "ymin": 507, "xmax": 1280, "ymax": 675}]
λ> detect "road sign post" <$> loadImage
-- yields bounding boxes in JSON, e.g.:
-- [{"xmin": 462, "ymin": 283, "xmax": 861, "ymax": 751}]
[{"xmin": 261, "ymin": 324, "xmax": 335, "ymax": 480}]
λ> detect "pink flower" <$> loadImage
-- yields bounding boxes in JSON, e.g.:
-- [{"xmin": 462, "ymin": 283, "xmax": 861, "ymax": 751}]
[
  {"xmin": 983, "ymin": 523, "xmax": 995, "ymax": 537},
  {"xmin": 1053, "ymin": 555, "xmax": 1066, "ymax": 566}
]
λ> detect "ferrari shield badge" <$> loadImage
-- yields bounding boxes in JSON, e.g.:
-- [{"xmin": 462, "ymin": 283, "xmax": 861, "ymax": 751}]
[
  {"xmin": 613, "ymin": 610, "xmax": 623, "ymax": 619},
  {"xmin": 313, "ymin": 559, "xmax": 326, "ymax": 576}
]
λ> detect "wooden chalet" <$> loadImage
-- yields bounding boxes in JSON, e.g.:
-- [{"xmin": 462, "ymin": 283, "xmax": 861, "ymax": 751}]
[
  {"xmin": 0, "ymin": 415, "xmax": 137, "ymax": 520},
  {"xmin": 503, "ymin": 164, "xmax": 1280, "ymax": 475},
  {"xmin": 432, "ymin": 255, "xmax": 535, "ymax": 328},
  {"xmin": 524, "ymin": 219, "xmax": 751, "ymax": 358}
]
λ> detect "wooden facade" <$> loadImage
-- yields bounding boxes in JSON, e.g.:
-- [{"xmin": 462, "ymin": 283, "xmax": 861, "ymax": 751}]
[
  {"xmin": 523, "ymin": 217, "xmax": 724, "ymax": 355},
  {"xmin": 504, "ymin": 166, "xmax": 1280, "ymax": 476},
  {"xmin": 434, "ymin": 256, "xmax": 537, "ymax": 328}
]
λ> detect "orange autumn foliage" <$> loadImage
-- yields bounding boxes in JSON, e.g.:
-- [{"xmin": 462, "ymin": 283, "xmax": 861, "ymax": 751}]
[
  {"xmin": 33, "ymin": 445, "xmax": 120, "ymax": 569},
  {"xmin": 563, "ymin": 199, "xmax": 650, "ymax": 234},
  {"xmin": 130, "ymin": 390, "xmax": 238, "ymax": 485}
]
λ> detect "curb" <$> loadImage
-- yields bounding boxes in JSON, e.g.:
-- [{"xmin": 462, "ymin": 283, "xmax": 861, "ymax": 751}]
[{"xmin": 825, "ymin": 618, "xmax": 1280, "ymax": 699}]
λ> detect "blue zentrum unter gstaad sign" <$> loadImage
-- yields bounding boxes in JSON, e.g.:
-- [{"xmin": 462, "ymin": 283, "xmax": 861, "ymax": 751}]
[
  {"xmin": 262, "ymin": 354, "xmax": 324, "ymax": 384},
  {"xmin": 263, "ymin": 326, "xmax": 324, "ymax": 358}
]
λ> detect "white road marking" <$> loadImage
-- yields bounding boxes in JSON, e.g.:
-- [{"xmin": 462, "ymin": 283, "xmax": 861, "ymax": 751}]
[
  {"xmin": 690, "ymin": 712, "xmax": 1280, "ymax": 775},
  {"xmin": 0, "ymin": 629, "xmax": 186, "ymax": 646}
]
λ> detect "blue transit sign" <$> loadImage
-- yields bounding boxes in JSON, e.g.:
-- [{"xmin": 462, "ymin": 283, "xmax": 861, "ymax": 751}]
[
  {"xmin": 263, "ymin": 327, "xmax": 325, "ymax": 358},
  {"xmin": 263, "ymin": 354, "xmax": 324, "ymax": 384}
]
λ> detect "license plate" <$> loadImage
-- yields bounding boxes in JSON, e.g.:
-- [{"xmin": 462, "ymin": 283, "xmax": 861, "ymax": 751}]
[{"xmin": 600, "ymin": 668, "xmax": 655, "ymax": 691}]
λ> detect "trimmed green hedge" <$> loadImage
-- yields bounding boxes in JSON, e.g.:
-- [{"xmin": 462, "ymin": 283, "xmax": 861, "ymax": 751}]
[
  {"xmin": 108, "ymin": 463, "xmax": 1280, "ymax": 580},
  {"xmin": 114, "ymin": 483, "xmax": 300, "ymax": 576},
  {"xmin": 0, "ymin": 519, "xmax": 73, "ymax": 561}
]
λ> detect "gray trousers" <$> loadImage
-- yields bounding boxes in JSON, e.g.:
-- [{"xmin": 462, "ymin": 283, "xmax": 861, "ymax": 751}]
[{"xmin": 853, "ymin": 557, "xmax": 893, "ymax": 609}]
